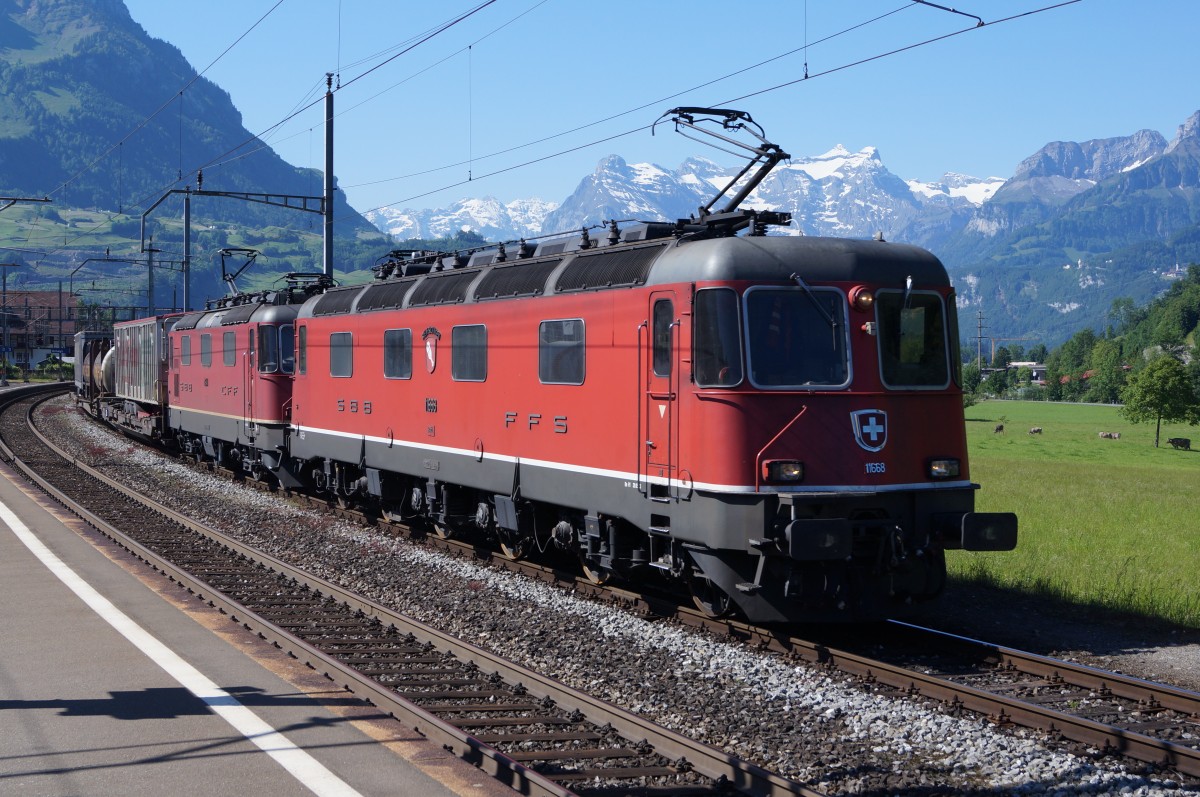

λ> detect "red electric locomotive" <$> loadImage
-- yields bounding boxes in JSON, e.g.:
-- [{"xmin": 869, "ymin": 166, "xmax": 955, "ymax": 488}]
[
  {"xmin": 279, "ymin": 219, "xmax": 1015, "ymax": 622},
  {"xmin": 85, "ymin": 108, "xmax": 1016, "ymax": 623},
  {"xmin": 168, "ymin": 293, "xmax": 299, "ymax": 477}
]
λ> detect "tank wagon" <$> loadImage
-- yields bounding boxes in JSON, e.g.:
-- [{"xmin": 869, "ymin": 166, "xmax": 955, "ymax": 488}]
[
  {"xmin": 79, "ymin": 108, "xmax": 1016, "ymax": 622},
  {"xmin": 73, "ymin": 331, "xmax": 111, "ymax": 402}
]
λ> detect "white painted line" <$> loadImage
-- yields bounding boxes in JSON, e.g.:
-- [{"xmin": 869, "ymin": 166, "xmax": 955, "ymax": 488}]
[{"xmin": 0, "ymin": 501, "xmax": 363, "ymax": 797}]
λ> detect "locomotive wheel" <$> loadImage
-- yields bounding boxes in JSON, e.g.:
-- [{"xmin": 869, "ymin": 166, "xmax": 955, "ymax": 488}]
[
  {"xmin": 498, "ymin": 536, "xmax": 530, "ymax": 561},
  {"xmin": 580, "ymin": 560, "xmax": 613, "ymax": 585},
  {"xmin": 688, "ymin": 573, "xmax": 736, "ymax": 619}
]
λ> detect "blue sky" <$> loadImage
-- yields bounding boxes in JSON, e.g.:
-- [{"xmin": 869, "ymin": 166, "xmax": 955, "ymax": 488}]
[{"xmin": 122, "ymin": 1, "xmax": 1200, "ymax": 217}]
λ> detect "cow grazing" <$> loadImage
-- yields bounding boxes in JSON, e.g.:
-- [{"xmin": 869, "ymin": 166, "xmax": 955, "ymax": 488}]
[
  {"xmin": 1028, "ymin": 427, "xmax": 1042, "ymax": 435},
  {"xmin": 1168, "ymin": 437, "xmax": 1191, "ymax": 450},
  {"xmin": 994, "ymin": 424, "xmax": 1004, "ymax": 434},
  {"xmin": 1098, "ymin": 431, "xmax": 1120, "ymax": 439}
]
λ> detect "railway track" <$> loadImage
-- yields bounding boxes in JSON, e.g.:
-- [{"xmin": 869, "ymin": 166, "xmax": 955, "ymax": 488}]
[
  {"xmin": 9, "ymin": 384, "xmax": 1200, "ymax": 790},
  {"xmin": 270, "ymin": 443, "xmax": 1200, "ymax": 782},
  {"xmin": 0, "ymin": 384, "xmax": 820, "ymax": 797}
]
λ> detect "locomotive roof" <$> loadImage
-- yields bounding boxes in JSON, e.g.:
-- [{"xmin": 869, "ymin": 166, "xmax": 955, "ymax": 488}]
[
  {"xmin": 173, "ymin": 301, "xmax": 300, "ymax": 330},
  {"xmin": 650, "ymin": 235, "xmax": 949, "ymax": 287},
  {"xmin": 298, "ymin": 233, "xmax": 951, "ymax": 319}
]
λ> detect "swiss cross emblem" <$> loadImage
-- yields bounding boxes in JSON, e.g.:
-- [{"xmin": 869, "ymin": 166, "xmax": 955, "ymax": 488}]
[
  {"xmin": 422, "ymin": 327, "xmax": 441, "ymax": 374},
  {"xmin": 851, "ymin": 409, "xmax": 887, "ymax": 452}
]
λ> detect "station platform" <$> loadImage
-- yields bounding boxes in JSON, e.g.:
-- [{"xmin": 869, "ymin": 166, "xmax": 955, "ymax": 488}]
[{"xmin": 0, "ymin": 459, "xmax": 508, "ymax": 797}]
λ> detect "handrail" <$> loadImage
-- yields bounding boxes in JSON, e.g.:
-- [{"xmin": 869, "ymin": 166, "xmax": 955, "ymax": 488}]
[{"xmin": 755, "ymin": 405, "xmax": 808, "ymax": 493}]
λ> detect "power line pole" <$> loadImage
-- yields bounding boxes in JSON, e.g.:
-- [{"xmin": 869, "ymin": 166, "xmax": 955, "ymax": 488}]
[
  {"xmin": 323, "ymin": 72, "xmax": 334, "ymax": 280},
  {"xmin": 975, "ymin": 310, "xmax": 985, "ymax": 367},
  {"xmin": 0, "ymin": 262, "xmax": 20, "ymax": 387}
]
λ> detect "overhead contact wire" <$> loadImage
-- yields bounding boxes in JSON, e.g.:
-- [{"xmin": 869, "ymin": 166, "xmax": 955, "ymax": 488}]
[{"xmin": 359, "ymin": 1, "xmax": 1079, "ymax": 217}]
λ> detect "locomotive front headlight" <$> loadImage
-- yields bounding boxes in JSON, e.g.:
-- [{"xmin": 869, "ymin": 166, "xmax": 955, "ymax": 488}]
[
  {"xmin": 850, "ymin": 286, "xmax": 875, "ymax": 313},
  {"xmin": 763, "ymin": 460, "xmax": 804, "ymax": 483},
  {"xmin": 928, "ymin": 458, "xmax": 960, "ymax": 479}
]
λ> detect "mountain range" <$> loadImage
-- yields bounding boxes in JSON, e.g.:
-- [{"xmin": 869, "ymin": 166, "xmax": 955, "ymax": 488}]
[
  {"xmin": 1, "ymin": 0, "xmax": 1198, "ymax": 349},
  {"xmin": 369, "ymin": 113, "xmax": 1200, "ymax": 348}
]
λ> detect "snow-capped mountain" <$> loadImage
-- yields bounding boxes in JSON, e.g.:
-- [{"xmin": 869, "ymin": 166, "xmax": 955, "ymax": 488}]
[
  {"xmin": 362, "ymin": 110, "xmax": 1200, "ymax": 350},
  {"xmin": 368, "ymin": 146, "xmax": 1001, "ymax": 250},
  {"xmin": 963, "ymin": 129, "xmax": 1168, "ymax": 237},
  {"xmin": 908, "ymin": 172, "xmax": 1006, "ymax": 206},
  {"xmin": 366, "ymin": 196, "xmax": 559, "ymax": 241}
]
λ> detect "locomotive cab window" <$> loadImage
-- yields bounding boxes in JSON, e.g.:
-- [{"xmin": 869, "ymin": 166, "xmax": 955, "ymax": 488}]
[
  {"xmin": 876, "ymin": 290, "xmax": 950, "ymax": 389},
  {"xmin": 280, "ymin": 324, "xmax": 295, "ymax": 374},
  {"xmin": 223, "ymin": 331, "xmax": 236, "ymax": 367},
  {"xmin": 744, "ymin": 287, "xmax": 848, "ymax": 388},
  {"xmin": 330, "ymin": 332, "xmax": 353, "ymax": 378},
  {"xmin": 693, "ymin": 288, "xmax": 743, "ymax": 387},
  {"xmin": 258, "ymin": 324, "xmax": 295, "ymax": 374},
  {"xmin": 384, "ymin": 328, "xmax": 412, "ymax": 379},
  {"xmin": 452, "ymin": 325, "xmax": 487, "ymax": 382},
  {"xmin": 539, "ymin": 319, "xmax": 584, "ymax": 385},
  {"xmin": 652, "ymin": 299, "xmax": 673, "ymax": 377}
]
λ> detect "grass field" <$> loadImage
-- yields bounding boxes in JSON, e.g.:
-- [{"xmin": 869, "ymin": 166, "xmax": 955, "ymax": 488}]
[{"xmin": 953, "ymin": 400, "xmax": 1200, "ymax": 628}]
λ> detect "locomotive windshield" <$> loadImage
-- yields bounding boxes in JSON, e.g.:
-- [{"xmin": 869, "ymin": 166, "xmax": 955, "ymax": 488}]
[
  {"xmin": 743, "ymin": 287, "xmax": 848, "ymax": 388},
  {"xmin": 258, "ymin": 324, "xmax": 295, "ymax": 374},
  {"xmin": 876, "ymin": 291, "xmax": 950, "ymax": 389},
  {"xmin": 693, "ymin": 288, "xmax": 743, "ymax": 387}
]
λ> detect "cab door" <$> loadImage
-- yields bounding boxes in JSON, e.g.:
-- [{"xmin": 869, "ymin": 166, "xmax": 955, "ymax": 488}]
[
  {"xmin": 243, "ymin": 326, "xmax": 256, "ymax": 444},
  {"xmin": 642, "ymin": 292, "xmax": 678, "ymax": 497}
]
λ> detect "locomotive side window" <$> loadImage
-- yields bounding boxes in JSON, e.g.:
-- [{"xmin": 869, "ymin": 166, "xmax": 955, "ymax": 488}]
[
  {"xmin": 946, "ymin": 292, "xmax": 962, "ymax": 387},
  {"xmin": 200, "ymin": 333, "xmax": 212, "ymax": 367},
  {"xmin": 258, "ymin": 326, "xmax": 277, "ymax": 372},
  {"xmin": 652, "ymin": 300, "xmax": 673, "ymax": 377},
  {"xmin": 876, "ymin": 291, "xmax": 950, "ymax": 389},
  {"xmin": 180, "ymin": 335, "xmax": 191, "ymax": 366},
  {"xmin": 452, "ymin": 324, "xmax": 487, "ymax": 382},
  {"xmin": 693, "ymin": 289, "xmax": 743, "ymax": 387},
  {"xmin": 258, "ymin": 324, "xmax": 295, "ymax": 374},
  {"xmin": 539, "ymin": 319, "xmax": 584, "ymax": 385},
  {"xmin": 280, "ymin": 324, "xmax": 295, "ymax": 374},
  {"xmin": 297, "ymin": 326, "xmax": 307, "ymax": 375},
  {"xmin": 383, "ymin": 328, "xmax": 412, "ymax": 379},
  {"xmin": 223, "ymin": 331, "xmax": 236, "ymax": 367},
  {"xmin": 330, "ymin": 332, "xmax": 353, "ymax": 378},
  {"xmin": 744, "ymin": 287, "xmax": 848, "ymax": 388}
]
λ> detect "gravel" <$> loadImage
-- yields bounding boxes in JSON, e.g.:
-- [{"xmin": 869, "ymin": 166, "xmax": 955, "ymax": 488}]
[{"xmin": 37, "ymin": 399, "xmax": 1199, "ymax": 796}]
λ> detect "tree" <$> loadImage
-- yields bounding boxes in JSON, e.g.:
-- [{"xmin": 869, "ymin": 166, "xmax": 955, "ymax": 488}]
[
  {"xmin": 961, "ymin": 359, "xmax": 982, "ymax": 395},
  {"xmin": 1109, "ymin": 297, "xmax": 1139, "ymax": 334},
  {"xmin": 983, "ymin": 367, "xmax": 1009, "ymax": 396},
  {"xmin": 1027, "ymin": 343, "xmax": 1048, "ymax": 363},
  {"xmin": 1085, "ymin": 338, "xmax": 1125, "ymax": 404},
  {"xmin": 1119, "ymin": 355, "xmax": 1200, "ymax": 447}
]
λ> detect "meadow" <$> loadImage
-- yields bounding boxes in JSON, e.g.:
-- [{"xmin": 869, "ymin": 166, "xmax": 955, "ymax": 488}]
[{"xmin": 951, "ymin": 400, "xmax": 1200, "ymax": 628}]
